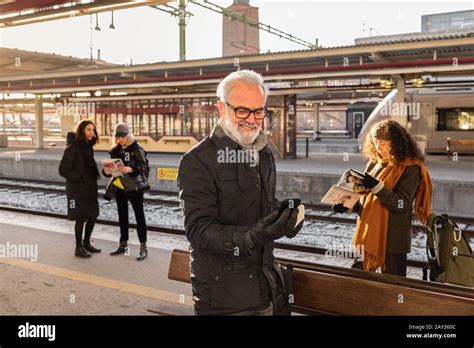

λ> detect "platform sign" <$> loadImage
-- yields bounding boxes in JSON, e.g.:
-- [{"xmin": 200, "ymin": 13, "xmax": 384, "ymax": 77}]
[{"xmin": 157, "ymin": 167, "xmax": 178, "ymax": 181}]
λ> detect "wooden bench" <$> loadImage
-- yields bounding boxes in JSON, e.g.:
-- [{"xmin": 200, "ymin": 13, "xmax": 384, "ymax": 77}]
[
  {"xmin": 168, "ymin": 249, "xmax": 474, "ymax": 315},
  {"xmin": 447, "ymin": 137, "xmax": 474, "ymax": 158}
]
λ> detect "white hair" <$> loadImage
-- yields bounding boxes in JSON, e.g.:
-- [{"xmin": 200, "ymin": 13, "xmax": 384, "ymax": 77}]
[{"xmin": 216, "ymin": 69, "xmax": 269, "ymax": 102}]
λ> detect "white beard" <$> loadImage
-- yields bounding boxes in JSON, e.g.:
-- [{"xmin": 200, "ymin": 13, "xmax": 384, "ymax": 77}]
[{"xmin": 223, "ymin": 116, "xmax": 261, "ymax": 146}]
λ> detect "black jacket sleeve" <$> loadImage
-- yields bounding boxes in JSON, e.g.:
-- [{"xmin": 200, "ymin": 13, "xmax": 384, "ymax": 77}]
[
  {"xmin": 58, "ymin": 145, "xmax": 82, "ymax": 182},
  {"xmin": 374, "ymin": 165, "xmax": 420, "ymax": 213},
  {"xmin": 130, "ymin": 147, "xmax": 148, "ymax": 177},
  {"xmin": 177, "ymin": 154, "xmax": 251, "ymax": 256}
]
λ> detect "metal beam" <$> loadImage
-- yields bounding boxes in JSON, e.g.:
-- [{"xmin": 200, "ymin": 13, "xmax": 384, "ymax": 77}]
[
  {"xmin": 4, "ymin": 62, "xmax": 474, "ymax": 94},
  {"xmin": 2, "ymin": 37, "xmax": 473, "ymax": 83},
  {"xmin": 0, "ymin": 0, "xmax": 169, "ymax": 28}
]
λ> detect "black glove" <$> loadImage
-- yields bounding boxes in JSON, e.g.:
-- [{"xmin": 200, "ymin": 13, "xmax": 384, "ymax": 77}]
[
  {"xmin": 285, "ymin": 215, "xmax": 304, "ymax": 238},
  {"xmin": 247, "ymin": 208, "xmax": 297, "ymax": 247},
  {"xmin": 362, "ymin": 172, "xmax": 379, "ymax": 189},
  {"xmin": 332, "ymin": 203, "xmax": 349, "ymax": 213}
]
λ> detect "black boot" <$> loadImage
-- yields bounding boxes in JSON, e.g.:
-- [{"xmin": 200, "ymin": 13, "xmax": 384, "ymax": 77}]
[
  {"xmin": 110, "ymin": 241, "xmax": 128, "ymax": 256},
  {"xmin": 75, "ymin": 243, "xmax": 92, "ymax": 258},
  {"xmin": 136, "ymin": 242, "xmax": 147, "ymax": 261},
  {"xmin": 83, "ymin": 239, "xmax": 101, "ymax": 253}
]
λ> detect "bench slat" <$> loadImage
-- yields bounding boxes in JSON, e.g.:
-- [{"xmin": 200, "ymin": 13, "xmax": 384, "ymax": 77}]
[
  {"xmin": 168, "ymin": 249, "xmax": 474, "ymax": 315},
  {"xmin": 292, "ymin": 268, "xmax": 473, "ymax": 315}
]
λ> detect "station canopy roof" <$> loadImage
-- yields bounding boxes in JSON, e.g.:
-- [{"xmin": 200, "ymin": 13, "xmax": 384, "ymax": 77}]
[{"xmin": 1, "ymin": 4, "xmax": 474, "ymax": 101}]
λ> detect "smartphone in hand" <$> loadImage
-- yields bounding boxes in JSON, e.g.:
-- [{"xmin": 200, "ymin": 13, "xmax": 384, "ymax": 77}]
[
  {"xmin": 278, "ymin": 198, "xmax": 301, "ymax": 216},
  {"xmin": 278, "ymin": 198, "xmax": 304, "ymax": 228}
]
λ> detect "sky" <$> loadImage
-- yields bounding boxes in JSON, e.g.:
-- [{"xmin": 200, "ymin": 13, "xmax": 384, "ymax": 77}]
[{"xmin": 0, "ymin": 0, "xmax": 473, "ymax": 64}]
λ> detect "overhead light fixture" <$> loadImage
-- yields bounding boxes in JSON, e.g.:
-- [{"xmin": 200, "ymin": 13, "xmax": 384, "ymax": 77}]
[
  {"xmin": 109, "ymin": 11, "xmax": 115, "ymax": 29},
  {"xmin": 379, "ymin": 78, "xmax": 394, "ymax": 88},
  {"xmin": 0, "ymin": 1, "xmax": 152, "ymax": 27},
  {"xmin": 95, "ymin": 13, "xmax": 101, "ymax": 31},
  {"xmin": 82, "ymin": 2, "xmax": 147, "ymax": 13},
  {"xmin": 110, "ymin": 91, "xmax": 128, "ymax": 96},
  {"xmin": 8, "ymin": 10, "xmax": 80, "ymax": 25},
  {"xmin": 409, "ymin": 77, "xmax": 425, "ymax": 87}
]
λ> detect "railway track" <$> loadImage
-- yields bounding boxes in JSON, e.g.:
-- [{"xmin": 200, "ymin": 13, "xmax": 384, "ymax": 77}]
[
  {"xmin": 0, "ymin": 204, "xmax": 432, "ymax": 269},
  {"xmin": 1, "ymin": 177, "xmax": 473, "ymax": 236}
]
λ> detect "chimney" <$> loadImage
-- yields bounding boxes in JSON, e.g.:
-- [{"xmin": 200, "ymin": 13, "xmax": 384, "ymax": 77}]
[{"xmin": 222, "ymin": 0, "xmax": 259, "ymax": 57}]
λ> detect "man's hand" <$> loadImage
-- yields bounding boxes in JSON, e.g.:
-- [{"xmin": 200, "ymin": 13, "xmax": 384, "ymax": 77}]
[
  {"xmin": 247, "ymin": 208, "xmax": 297, "ymax": 247},
  {"xmin": 285, "ymin": 214, "xmax": 304, "ymax": 238}
]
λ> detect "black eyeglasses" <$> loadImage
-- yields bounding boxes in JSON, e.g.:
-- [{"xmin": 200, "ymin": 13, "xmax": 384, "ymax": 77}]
[{"xmin": 225, "ymin": 101, "xmax": 269, "ymax": 120}]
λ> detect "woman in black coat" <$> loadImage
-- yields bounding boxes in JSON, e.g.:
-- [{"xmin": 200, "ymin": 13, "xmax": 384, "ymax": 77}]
[
  {"xmin": 59, "ymin": 119, "xmax": 101, "ymax": 258},
  {"xmin": 103, "ymin": 123, "xmax": 149, "ymax": 261}
]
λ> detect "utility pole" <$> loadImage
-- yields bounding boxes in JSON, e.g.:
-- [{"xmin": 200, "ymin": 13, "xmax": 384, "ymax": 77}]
[
  {"xmin": 178, "ymin": 0, "xmax": 186, "ymax": 61},
  {"xmin": 151, "ymin": 1, "xmax": 192, "ymax": 61}
]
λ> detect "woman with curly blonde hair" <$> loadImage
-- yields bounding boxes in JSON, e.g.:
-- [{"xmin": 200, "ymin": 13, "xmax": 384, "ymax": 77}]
[{"xmin": 333, "ymin": 119, "xmax": 433, "ymax": 276}]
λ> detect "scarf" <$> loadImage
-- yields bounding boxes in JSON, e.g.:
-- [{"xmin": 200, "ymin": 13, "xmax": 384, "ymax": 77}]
[
  {"xmin": 352, "ymin": 157, "xmax": 433, "ymax": 272},
  {"xmin": 218, "ymin": 117, "xmax": 267, "ymax": 164}
]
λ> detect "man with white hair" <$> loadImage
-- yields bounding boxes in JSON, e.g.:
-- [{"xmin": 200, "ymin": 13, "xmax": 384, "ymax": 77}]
[{"xmin": 177, "ymin": 69, "xmax": 304, "ymax": 315}]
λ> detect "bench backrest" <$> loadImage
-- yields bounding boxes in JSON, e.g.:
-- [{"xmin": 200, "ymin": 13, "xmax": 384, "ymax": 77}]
[{"xmin": 168, "ymin": 249, "xmax": 474, "ymax": 315}]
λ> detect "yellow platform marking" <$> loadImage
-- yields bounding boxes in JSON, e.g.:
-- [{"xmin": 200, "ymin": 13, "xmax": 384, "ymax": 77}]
[{"xmin": 0, "ymin": 257, "xmax": 193, "ymax": 308}]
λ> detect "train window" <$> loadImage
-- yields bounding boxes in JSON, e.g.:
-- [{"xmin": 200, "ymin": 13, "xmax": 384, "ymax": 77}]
[
  {"xmin": 182, "ymin": 112, "xmax": 191, "ymax": 136},
  {"xmin": 157, "ymin": 114, "xmax": 164, "ymax": 136},
  {"xmin": 141, "ymin": 114, "xmax": 148, "ymax": 136},
  {"xmin": 126, "ymin": 114, "xmax": 133, "ymax": 129},
  {"xmin": 192, "ymin": 115, "xmax": 200, "ymax": 139},
  {"xmin": 96, "ymin": 114, "xmax": 103, "ymax": 135},
  {"xmin": 167, "ymin": 114, "xmax": 174, "ymax": 135},
  {"xmin": 200, "ymin": 114, "xmax": 207, "ymax": 138},
  {"xmin": 209, "ymin": 115, "xmax": 217, "ymax": 130},
  {"xmin": 109, "ymin": 114, "xmax": 114, "ymax": 135},
  {"xmin": 174, "ymin": 114, "xmax": 182, "ymax": 136},
  {"xmin": 437, "ymin": 108, "xmax": 474, "ymax": 131}
]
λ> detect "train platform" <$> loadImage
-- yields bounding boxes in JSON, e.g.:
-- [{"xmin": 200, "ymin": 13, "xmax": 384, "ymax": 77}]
[
  {"xmin": 0, "ymin": 211, "xmax": 193, "ymax": 316},
  {"xmin": 0, "ymin": 146, "xmax": 473, "ymax": 216},
  {"xmin": 0, "ymin": 210, "xmax": 427, "ymax": 315},
  {"xmin": 0, "ymin": 145, "xmax": 473, "ymax": 179}
]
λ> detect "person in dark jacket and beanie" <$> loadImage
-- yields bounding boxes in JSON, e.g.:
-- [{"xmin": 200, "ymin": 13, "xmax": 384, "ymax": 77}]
[
  {"xmin": 59, "ymin": 119, "xmax": 101, "ymax": 258},
  {"xmin": 333, "ymin": 119, "xmax": 432, "ymax": 277},
  {"xmin": 177, "ymin": 70, "xmax": 304, "ymax": 316},
  {"xmin": 103, "ymin": 123, "xmax": 149, "ymax": 261}
]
